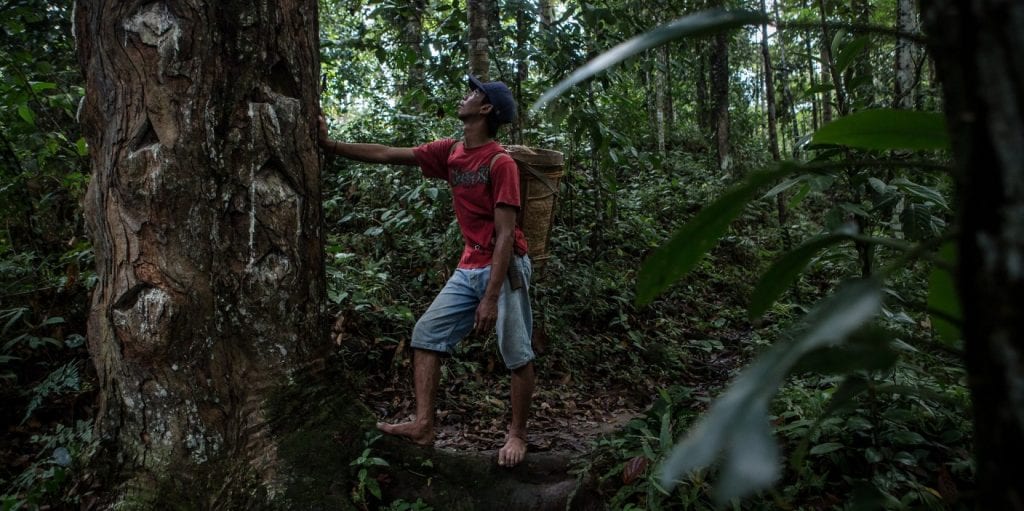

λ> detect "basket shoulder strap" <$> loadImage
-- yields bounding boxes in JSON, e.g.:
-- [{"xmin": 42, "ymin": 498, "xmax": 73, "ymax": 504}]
[
  {"xmin": 489, "ymin": 151, "xmax": 511, "ymax": 168},
  {"xmin": 517, "ymin": 160, "xmax": 558, "ymax": 195}
]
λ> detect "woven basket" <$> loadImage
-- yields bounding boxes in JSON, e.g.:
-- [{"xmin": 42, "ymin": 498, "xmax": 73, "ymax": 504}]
[{"xmin": 506, "ymin": 145, "xmax": 563, "ymax": 272}]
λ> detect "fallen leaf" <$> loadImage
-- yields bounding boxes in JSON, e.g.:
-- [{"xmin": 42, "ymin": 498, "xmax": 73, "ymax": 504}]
[{"xmin": 622, "ymin": 456, "xmax": 649, "ymax": 485}]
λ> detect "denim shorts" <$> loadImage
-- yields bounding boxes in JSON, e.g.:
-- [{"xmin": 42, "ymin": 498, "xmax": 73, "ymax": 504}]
[{"xmin": 411, "ymin": 255, "xmax": 534, "ymax": 369}]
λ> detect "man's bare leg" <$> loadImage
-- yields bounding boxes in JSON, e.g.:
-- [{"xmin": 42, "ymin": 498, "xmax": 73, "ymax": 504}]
[
  {"xmin": 498, "ymin": 361, "xmax": 535, "ymax": 467},
  {"xmin": 378, "ymin": 348, "xmax": 441, "ymax": 445}
]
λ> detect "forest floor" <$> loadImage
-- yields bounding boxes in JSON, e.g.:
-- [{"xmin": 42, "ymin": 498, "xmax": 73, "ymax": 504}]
[
  {"xmin": 358, "ymin": 331, "xmax": 748, "ymax": 458},
  {"xmin": 365, "ymin": 371, "xmax": 646, "ymax": 454}
]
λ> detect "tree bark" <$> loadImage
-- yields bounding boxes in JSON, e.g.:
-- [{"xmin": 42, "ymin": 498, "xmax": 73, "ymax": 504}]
[
  {"xmin": 818, "ymin": 0, "xmax": 847, "ymax": 115},
  {"xmin": 850, "ymin": 0, "xmax": 873, "ymax": 106},
  {"xmin": 75, "ymin": 0, "xmax": 329, "ymax": 505},
  {"xmin": 710, "ymin": 30, "xmax": 731, "ymax": 172},
  {"xmin": 512, "ymin": 0, "xmax": 530, "ymax": 144},
  {"xmin": 760, "ymin": 0, "xmax": 780, "ymax": 163},
  {"xmin": 820, "ymin": 45, "xmax": 833, "ymax": 123},
  {"xmin": 696, "ymin": 41, "xmax": 711, "ymax": 136},
  {"xmin": 893, "ymin": 0, "xmax": 920, "ymax": 109},
  {"xmin": 921, "ymin": 1, "xmax": 1024, "ymax": 509},
  {"xmin": 805, "ymin": 31, "xmax": 820, "ymax": 130},
  {"xmin": 654, "ymin": 44, "xmax": 672, "ymax": 155},
  {"xmin": 469, "ymin": 0, "xmax": 489, "ymax": 80},
  {"xmin": 399, "ymin": 0, "xmax": 426, "ymax": 104}
]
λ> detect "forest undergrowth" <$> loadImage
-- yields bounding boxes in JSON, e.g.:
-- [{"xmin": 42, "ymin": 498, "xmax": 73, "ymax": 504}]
[{"xmin": 0, "ymin": 133, "xmax": 973, "ymax": 509}]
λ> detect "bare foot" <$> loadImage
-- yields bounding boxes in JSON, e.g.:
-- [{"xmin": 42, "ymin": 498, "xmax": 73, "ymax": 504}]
[
  {"xmin": 377, "ymin": 421, "xmax": 434, "ymax": 446},
  {"xmin": 498, "ymin": 435, "xmax": 527, "ymax": 467}
]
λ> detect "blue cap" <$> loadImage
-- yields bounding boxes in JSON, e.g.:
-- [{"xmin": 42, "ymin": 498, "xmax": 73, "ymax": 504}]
[{"xmin": 468, "ymin": 75, "xmax": 517, "ymax": 125}]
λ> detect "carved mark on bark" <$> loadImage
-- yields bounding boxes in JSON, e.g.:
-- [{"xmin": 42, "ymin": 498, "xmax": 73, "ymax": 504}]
[
  {"xmin": 268, "ymin": 59, "xmax": 299, "ymax": 100},
  {"xmin": 122, "ymin": 3, "xmax": 183, "ymax": 80},
  {"xmin": 111, "ymin": 284, "xmax": 175, "ymax": 353},
  {"xmin": 123, "ymin": 140, "xmax": 165, "ymax": 199},
  {"xmin": 131, "ymin": 115, "xmax": 161, "ymax": 152}
]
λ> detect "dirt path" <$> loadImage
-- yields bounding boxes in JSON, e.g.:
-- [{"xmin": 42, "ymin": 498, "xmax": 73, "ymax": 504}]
[{"xmin": 364, "ymin": 369, "xmax": 652, "ymax": 455}]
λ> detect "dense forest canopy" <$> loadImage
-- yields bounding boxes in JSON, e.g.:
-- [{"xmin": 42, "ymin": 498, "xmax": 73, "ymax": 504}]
[{"xmin": 2, "ymin": 0, "xmax": 1020, "ymax": 509}]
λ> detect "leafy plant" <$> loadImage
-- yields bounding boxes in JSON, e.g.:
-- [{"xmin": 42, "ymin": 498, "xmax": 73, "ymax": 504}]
[
  {"xmin": 1, "ymin": 420, "xmax": 96, "ymax": 510},
  {"xmin": 350, "ymin": 431, "xmax": 390, "ymax": 508}
]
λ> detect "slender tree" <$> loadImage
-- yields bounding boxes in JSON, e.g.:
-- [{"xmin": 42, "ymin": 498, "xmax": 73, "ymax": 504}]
[
  {"xmin": 760, "ymin": 0, "xmax": 780, "ymax": 162},
  {"xmin": 469, "ymin": 0, "xmax": 490, "ymax": 79},
  {"xmin": 695, "ymin": 41, "xmax": 711, "ymax": 134},
  {"xmin": 710, "ymin": 29, "xmax": 731, "ymax": 172},
  {"xmin": 849, "ymin": 0, "xmax": 874, "ymax": 106},
  {"xmin": 75, "ymin": 0, "xmax": 326, "ymax": 504},
  {"xmin": 818, "ymin": 0, "xmax": 847, "ymax": 115},
  {"xmin": 893, "ymin": 0, "xmax": 921, "ymax": 109},
  {"xmin": 805, "ymin": 31, "xmax": 821, "ymax": 130},
  {"xmin": 512, "ymin": 0, "xmax": 530, "ymax": 144},
  {"xmin": 400, "ymin": 0, "xmax": 427, "ymax": 102}
]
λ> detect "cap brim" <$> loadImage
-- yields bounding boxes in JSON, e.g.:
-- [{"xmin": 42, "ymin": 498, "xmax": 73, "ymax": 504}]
[{"xmin": 467, "ymin": 74, "xmax": 486, "ymax": 92}]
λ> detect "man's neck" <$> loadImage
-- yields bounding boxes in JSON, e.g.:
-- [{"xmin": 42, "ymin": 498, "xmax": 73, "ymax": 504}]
[{"xmin": 461, "ymin": 118, "xmax": 493, "ymax": 149}]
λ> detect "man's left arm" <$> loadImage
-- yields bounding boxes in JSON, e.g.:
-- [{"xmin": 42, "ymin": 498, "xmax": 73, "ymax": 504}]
[{"xmin": 474, "ymin": 205, "xmax": 517, "ymax": 334}]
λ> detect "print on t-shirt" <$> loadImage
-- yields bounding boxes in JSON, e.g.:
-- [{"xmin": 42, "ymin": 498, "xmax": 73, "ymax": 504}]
[{"xmin": 450, "ymin": 164, "xmax": 491, "ymax": 188}]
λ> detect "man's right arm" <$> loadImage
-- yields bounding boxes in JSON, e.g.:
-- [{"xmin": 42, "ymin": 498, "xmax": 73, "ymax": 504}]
[{"xmin": 318, "ymin": 116, "xmax": 417, "ymax": 166}]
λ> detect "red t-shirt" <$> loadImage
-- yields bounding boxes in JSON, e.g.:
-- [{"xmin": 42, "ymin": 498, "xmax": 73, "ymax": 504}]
[{"xmin": 413, "ymin": 138, "xmax": 529, "ymax": 268}]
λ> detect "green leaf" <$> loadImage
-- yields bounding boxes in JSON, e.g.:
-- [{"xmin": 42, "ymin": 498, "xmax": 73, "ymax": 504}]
[
  {"xmin": 901, "ymin": 203, "xmax": 942, "ymax": 241},
  {"xmin": 868, "ymin": 177, "xmax": 890, "ymax": 194},
  {"xmin": 809, "ymin": 442, "xmax": 844, "ymax": 455},
  {"xmin": 75, "ymin": 137, "xmax": 89, "ymax": 156},
  {"xmin": 30, "ymin": 81, "xmax": 58, "ymax": 93},
  {"xmin": 715, "ymin": 403, "xmax": 779, "ymax": 504},
  {"xmin": 840, "ymin": 203, "xmax": 871, "ymax": 218},
  {"xmin": 830, "ymin": 29, "xmax": 848, "ymax": 62},
  {"xmin": 890, "ymin": 177, "xmax": 949, "ymax": 210},
  {"xmin": 805, "ymin": 83, "xmax": 835, "ymax": 95},
  {"xmin": 792, "ymin": 328, "xmax": 899, "ymax": 375},
  {"xmin": 834, "ymin": 36, "xmax": 870, "ymax": 75},
  {"xmin": 787, "ymin": 182, "xmax": 811, "ymax": 209},
  {"xmin": 17, "ymin": 103, "xmax": 36, "ymax": 126},
  {"xmin": 890, "ymin": 430, "xmax": 927, "ymax": 445},
  {"xmin": 928, "ymin": 243, "xmax": 961, "ymax": 346},
  {"xmin": 531, "ymin": 9, "xmax": 768, "ymax": 112},
  {"xmin": 659, "ymin": 408, "xmax": 672, "ymax": 451},
  {"xmin": 748, "ymin": 226, "xmax": 854, "ymax": 320},
  {"xmin": 637, "ymin": 163, "xmax": 795, "ymax": 305},
  {"xmin": 761, "ymin": 176, "xmax": 805, "ymax": 200},
  {"xmin": 823, "ymin": 376, "xmax": 871, "ymax": 416},
  {"xmin": 42, "ymin": 316, "xmax": 65, "ymax": 326},
  {"xmin": 367, "ymin": 477, "xmax": 382, "ymax": 499},
  {"xmin": 811, "ymin": 109, "xmax": 950, "ymax": 151},
  {"xmin": 659, "ymin": 279, "xmax": 882, "ymax": 499}
]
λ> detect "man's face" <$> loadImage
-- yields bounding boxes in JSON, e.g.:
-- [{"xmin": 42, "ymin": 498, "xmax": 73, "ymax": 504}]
[{"xmin": 457, "ymin": 89, "xmax": 489, "ymax": 120}]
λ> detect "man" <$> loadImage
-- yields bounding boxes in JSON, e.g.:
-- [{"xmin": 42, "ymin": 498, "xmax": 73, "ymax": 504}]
[{"xmin": 318, "ymin": 76, "xmax": 535, "ymax": 468}]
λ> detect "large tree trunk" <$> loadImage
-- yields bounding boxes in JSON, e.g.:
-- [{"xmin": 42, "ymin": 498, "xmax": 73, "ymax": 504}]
[
  {"xmin": 921, "ymin": 1, "xmax": 1024, "ymax": 509},
  {"xmin": 75, "ymin": 1, "xmax": 330, "ymax": 505}
]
